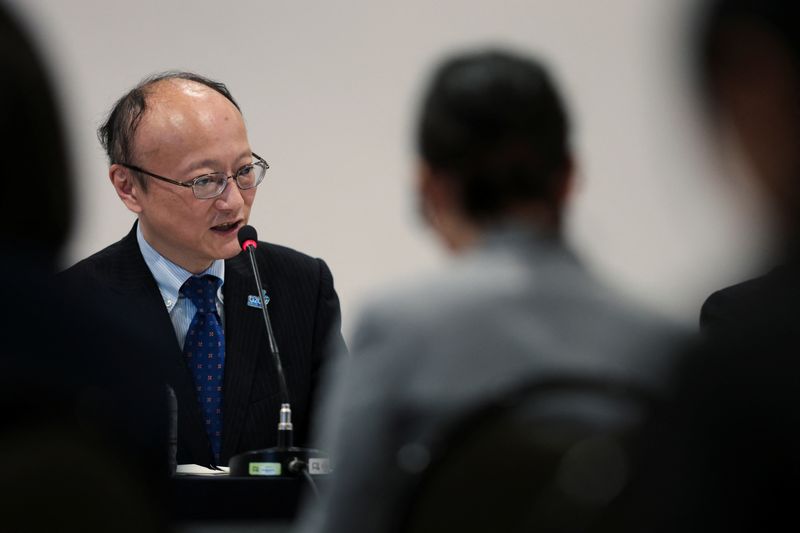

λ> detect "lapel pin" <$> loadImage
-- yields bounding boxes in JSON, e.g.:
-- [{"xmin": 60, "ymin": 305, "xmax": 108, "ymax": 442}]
[{"xmin": 247, "ymin": 290, "xmax": 270, "ymax": 309}]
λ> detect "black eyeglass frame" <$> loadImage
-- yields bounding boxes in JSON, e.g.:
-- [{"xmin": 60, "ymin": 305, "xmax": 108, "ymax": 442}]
[{"xmin": 118, "ymin": 152, "xmax": 269, "ymax": 199}]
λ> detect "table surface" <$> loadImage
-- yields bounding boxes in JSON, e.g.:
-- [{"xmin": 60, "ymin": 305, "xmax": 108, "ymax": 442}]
[{"xmin": 170, "ymin": 475, "xmax": 316, "ymax": 522}]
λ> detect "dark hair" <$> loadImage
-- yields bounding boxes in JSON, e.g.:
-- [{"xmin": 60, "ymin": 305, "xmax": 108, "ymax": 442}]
[
  {"xmin": 417, "ymin": 49, "xmax": 571, "ymax": 221},
  {"xmin": 0, "ymin": 5, "xmax": 72, "ymax": 258},
  {"xmin": 698, "ymin": 0, "xmax": 800, "ymax": 90},
  {"xmin": 97, "ymin": 71, "xmax": 241, "ymax": 188}
]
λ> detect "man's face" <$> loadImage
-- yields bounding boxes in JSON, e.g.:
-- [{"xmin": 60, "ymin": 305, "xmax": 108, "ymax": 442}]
[{"xmin": 117, "ymin": 80, "xmax": 256, "ymax": 273}]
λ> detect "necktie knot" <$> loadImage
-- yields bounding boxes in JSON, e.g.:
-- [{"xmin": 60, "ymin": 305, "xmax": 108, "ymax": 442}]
[{"xmin": 180, "ymin": 275, "xmax": 220, "ymax": 314}]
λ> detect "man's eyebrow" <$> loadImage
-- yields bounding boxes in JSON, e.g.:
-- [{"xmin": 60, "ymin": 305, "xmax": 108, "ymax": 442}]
[{"xmin": 184, "ymin": 152, "xmax": 253, "ymax": 174}]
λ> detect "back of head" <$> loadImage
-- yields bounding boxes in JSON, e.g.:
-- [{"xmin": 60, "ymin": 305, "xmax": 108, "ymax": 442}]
[
  {"xmin": 417, "ymin": 49, "xmax": 571, "ymax": 222},
  {"xmin": 697, "ymin": 0, "xmax": 800, "ymax": 240},
  {"xmin": 0, "ymin": 4, "xmax": 72, "ymax": 263},
  {"xmin": 699, "ymin": 0, "xmax": 800, "ymax": 80}
]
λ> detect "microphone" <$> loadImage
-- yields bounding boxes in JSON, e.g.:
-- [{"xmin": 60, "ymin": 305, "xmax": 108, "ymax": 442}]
[
  {"xmin": 238, "ymin": 224, "xmax": 258, "ymax": 252},
  {"xmin": 228, "ymin": 225, "xmax": 330, "ymax": 480},
  {"xmin": 236, "ymin": 225, "xmax": 293, "ymax": 448}
]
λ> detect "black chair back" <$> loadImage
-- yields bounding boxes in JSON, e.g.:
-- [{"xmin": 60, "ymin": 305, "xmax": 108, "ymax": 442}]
[{"xmin": 397, "ymin": 378, "xmax": 655, "ymax": 533}]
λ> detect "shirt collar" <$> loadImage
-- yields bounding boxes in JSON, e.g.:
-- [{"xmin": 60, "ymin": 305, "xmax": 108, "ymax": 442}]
[{"xmin": 136, "ymin": 223, "xmax": 225, "ymax": 311}]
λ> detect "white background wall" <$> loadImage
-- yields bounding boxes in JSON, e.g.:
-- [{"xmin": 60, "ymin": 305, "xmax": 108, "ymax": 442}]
[{"xmin": 12, "ymin": 0, "xmax": 772, "ymax": 337}]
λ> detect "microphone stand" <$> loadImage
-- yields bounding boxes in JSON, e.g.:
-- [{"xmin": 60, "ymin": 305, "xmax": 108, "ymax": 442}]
[
  {"xmin": 228, "ymin": 240, "xmax": 330, "ymax": 480},
  {"xmin": 244, "ymin": 243, "xmax": 293, "ymax": 448}
]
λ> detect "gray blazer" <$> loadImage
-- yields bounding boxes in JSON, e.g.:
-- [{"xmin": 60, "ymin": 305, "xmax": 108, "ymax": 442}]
[{"xmin": 299, "ymin": 225, "xmax": 682, "ymax": 533}]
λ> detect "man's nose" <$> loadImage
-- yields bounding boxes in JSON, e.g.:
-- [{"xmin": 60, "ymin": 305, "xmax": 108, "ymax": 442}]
[{"xmin": 215, "ymin": 177, "xmax": 244, "ymax": 210}]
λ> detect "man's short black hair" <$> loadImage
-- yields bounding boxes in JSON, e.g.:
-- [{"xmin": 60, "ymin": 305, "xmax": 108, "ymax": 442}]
[
  {"xmin": 98, "ymin": 71, "xmax": 241, "ymax": 188},
  {"xmin": 417, "ymin": 49, "xmax": 571, "ymax": 221}
]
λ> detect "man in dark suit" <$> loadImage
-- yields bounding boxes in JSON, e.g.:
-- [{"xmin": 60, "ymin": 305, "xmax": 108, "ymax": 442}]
[
  {"xmin": 62, "ymin": 72, "xmax": 345, "ymax": 467},
  {"xmin": 628, "ymin": 2, "xmax": 800, "ymax": 531},
  {"xmin": 699, "ymin": 0, "xmax": 800, "ymax": 338}
]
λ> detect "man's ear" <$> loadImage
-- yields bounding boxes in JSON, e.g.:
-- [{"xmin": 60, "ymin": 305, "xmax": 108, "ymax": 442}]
[
  {"xmin": 417, "ymin": 161, "xmax": 458, "ymax": 225},
  {"xmin": 109, "ymin": 164, "xmax": 144, "ymax": 214},
  {"xmin": 416, "ymin": 161, "xmax": 436, "ymax": 224},
  {"xmin": 552, "ymin": 155, "xmax": 576, "ymax": 207},
  {"xmin": 416, "ymin": 161, "xmax": 479, "ymax": 252}
]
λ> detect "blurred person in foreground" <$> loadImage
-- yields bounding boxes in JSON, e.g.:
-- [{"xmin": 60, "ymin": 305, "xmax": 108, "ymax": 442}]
[
  {"xmin": 61, "ymin": 71, "xmax": 346, "ymax": 467},
  {"xmin": 0, "ymin": 2, "xmax": 169, "ymax": 531},
  {"xmin": 629, "ymin": 1, "xmax": 800, "ymax": 531},
  {"xmin": 298, "ymin": 49, "xmax": 684, "ymax": 533},
  {"xmin": 699, "ymin": 0, "xmax": 800, "ymax": 345}
]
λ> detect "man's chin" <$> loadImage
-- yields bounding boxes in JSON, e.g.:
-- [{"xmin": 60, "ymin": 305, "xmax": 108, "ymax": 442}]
[
  {"xmin": 220, "ymin": 243, "xmax": 243, "ymax": 260},
  {"xmin": 207, "ymin": 229, "xmax": 245, "ymax": 259},
  {"xmin": 201, "ymin": 240, "xmax": 241, "ymax": 263}
]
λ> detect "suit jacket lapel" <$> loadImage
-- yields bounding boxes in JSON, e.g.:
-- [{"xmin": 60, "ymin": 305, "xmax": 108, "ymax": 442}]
[
  {"xmin": 220, "ymin": 252, "xmax": 267, "ymax": 460},
  {"xmin": 112, "ymin": 223, "xmax": 214, "ymax": 465}
]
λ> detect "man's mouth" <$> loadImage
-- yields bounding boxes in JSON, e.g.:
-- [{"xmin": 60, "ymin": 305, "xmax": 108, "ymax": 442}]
[{"xmin": 210, "ymin": 220, "xmax": 242, "ymax": 234}]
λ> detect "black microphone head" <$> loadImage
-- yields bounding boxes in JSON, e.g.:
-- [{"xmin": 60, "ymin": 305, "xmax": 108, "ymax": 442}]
[{"xmin": 237, "ymin": 225, "xmax": 258, "ymax": 250}]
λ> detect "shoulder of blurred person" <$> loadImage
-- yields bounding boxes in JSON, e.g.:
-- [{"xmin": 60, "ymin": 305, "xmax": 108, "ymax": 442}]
[
  {"xmin": 1, "ymin": 257, "xmax": 170, "ymax": 530},
  {"xmin": 303, "ymin": 224, "xmax": 688, "ymax": 533},
  {"xmin": 6, "ymin": 257, "xmax": 171, "ymax": 471},
  {"xmin": 629, "ymin": 320, "xmax": 800, "ymax": 533},
  {"xmin": 701, "ymin": 262, "xmax": 800, "ymax": 341},
  {"xmin": 349, "ymin": 225, "xmax": 684, "ymax": 395}
]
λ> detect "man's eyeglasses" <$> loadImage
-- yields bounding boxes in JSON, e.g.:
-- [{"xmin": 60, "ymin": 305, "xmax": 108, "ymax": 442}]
[{"xmin": 119, "ymin": 153, "xmax": 269, "ymax": 199}]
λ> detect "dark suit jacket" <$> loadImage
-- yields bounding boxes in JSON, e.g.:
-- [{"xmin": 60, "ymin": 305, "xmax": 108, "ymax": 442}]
[
  {"xmin": 61, "ymin": 223, "xmax": 346, "ymax": 466},
  {"xmin": 555, "ymin": 262, "xmax": 800, "ymax": 532},
  {"xmin": 700, "ymin": 263, "xmax": 800, "ymax": 340},
  {"xmin": 633, "ymin": 265, "xmax": 800, "ymax": 532}
]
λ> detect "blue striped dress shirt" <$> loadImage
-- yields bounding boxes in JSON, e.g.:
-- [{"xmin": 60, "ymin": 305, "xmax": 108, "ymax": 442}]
[{"xmin": 136, "ymin": 224, "xmax": 225, "ymax": 350}]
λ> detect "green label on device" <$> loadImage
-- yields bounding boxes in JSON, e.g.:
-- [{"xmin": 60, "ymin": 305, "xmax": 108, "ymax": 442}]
[{"xmin": 249, "ymin": 462, "xmax": 282, "ymax": 476}]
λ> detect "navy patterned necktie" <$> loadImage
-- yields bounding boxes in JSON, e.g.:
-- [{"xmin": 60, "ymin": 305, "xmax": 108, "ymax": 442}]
[{"xmin": 181, "ymin": 275, "xmax": 225, "ymax": 463}]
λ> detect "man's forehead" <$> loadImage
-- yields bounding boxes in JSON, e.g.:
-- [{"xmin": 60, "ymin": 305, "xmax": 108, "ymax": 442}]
[
  {"xmin": 132, "ymin": 79, "xmax": 247, "ymax": 164},
  {"xmin": 145, "ymin": 79, "xmax": 223, "ymax": 112},
  {"xmin": 149, "ymin": 77, "xmax": 214, "ymax": 98},
  {"xmin": 138, "ymin": 80, "xmax": 241, "ymax": 133}
]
